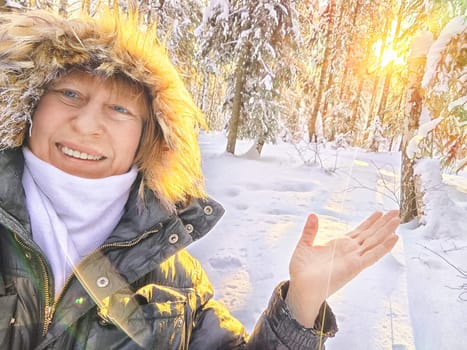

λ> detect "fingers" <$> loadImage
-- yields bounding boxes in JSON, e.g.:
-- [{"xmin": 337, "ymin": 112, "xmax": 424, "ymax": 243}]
[
  {"xmin": 299, "ymin": 213, "xmax": 319, "ymax": 246},
  {"xmin": 347, "ymin": 211, "xmax": 383, "ymax": 238},
  {"xmin": 360, "ymin": 234, "xmax": 399, "ymax": 268},
  {"xmin": 359, "ymin": 215, "xmax": 400, "ymax": 254},
  {"xmin": 353, "ymin": 210, "xmax": 400, "ymax": 243}
]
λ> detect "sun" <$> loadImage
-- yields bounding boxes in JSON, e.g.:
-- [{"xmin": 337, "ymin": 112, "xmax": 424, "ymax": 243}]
[
  {"xmin": 371, "ymin": 40, "xmax": 406, "ymax": 70},
  {"xmin": 381, "ymin": 48, "xmax": 405, "ymax": 67}
]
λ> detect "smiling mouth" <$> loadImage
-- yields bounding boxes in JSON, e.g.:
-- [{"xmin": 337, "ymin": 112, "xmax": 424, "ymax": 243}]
[{"xmin": 58, "ymin": 145, "xmax": 105, "ymax": 161}]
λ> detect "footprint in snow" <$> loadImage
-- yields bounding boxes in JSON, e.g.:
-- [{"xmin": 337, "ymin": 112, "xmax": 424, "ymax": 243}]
[
  {"xmin": 225, "ymin": 188, "xmax": 240, "ymax": 197},
  {"xmin": 209, "ymin": 256, "xmax": 243, "ymax": 270}
]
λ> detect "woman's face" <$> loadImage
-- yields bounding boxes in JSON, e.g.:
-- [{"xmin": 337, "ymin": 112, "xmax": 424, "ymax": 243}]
[{"xmin": 29, "ymin": 71, "xmax": 147, "ymax": 178}]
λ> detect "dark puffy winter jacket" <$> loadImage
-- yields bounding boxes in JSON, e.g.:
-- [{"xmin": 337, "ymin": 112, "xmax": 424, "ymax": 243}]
[{"xmin": 0, "ymin": 149, "xmax": 337, "ymax": 349}]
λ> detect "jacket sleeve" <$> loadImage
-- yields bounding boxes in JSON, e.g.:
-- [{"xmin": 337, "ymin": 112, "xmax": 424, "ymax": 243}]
[
  {"xmin": 189, "ymin": 259, "xmax": 338, "ymax": 350},
  {"xmin": 246, "ymin": 281, "xmax": 338, "ymax": 349}
]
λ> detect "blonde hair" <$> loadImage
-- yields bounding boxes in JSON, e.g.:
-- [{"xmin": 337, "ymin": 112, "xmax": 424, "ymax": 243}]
[{"xmin": 0, "ymin": 8, "xmax": 207, "ymax": 212}]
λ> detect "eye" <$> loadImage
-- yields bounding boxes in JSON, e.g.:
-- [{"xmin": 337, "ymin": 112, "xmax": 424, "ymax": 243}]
[
  {"xmin": 112, "ymin": 105, "xmax": 129, "ymax": 114},
  {"xmin": 62, "ymin": 89, "xmax": 78, "ymax": 98}
]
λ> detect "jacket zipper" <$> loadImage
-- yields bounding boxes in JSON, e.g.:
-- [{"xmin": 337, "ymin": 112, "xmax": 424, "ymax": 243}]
[
  {"xmin": 15, "ymin": 224, "xmax": 163, "ymax": 335},
  {"xmin": 13, "ymin": 235, "xmax": 54, "ymax": 336}
]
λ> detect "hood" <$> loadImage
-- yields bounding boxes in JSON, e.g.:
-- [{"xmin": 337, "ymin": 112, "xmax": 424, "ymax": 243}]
[{"xmin": 0, "ymin": 8, "xmax": 206, "ymax": 211}]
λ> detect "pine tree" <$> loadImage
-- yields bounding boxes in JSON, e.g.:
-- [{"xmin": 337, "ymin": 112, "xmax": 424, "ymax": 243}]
[
  {"xmin": 139, "ymin": 0, "xmax": 205, "ymax": 92},
  {"xmin": 197, "ymin": 0, "xmax": 300, "ymax": 155}
]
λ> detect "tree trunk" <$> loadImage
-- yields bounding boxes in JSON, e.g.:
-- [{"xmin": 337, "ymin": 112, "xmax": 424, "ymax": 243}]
[
  {"xmin": 350, "ymin": 39, "xmax": 372, "ymax": 145},
  {"xmin": 400, "ymin": 55, "xmax": 426, "ymax": 223},
  {"xmin": 255, "ymin": 137, "xmax": 266, "ymax": 156},
  {"xmin": 365, "ymin": 16, "xmax": 390, "ymax": 130},
  {"xmin": 338, "ymin": 0, "xmax": 362, "ymax": 102},
  {"xmin": 376, "ymin": 1, "xmax": 404, "ymax": 122},
  {"xmin": 226, "ymin": 53, "xmax": 247, "ymax": 154},
  {"xmin": 376, "ymin": 68, "xmax": 393, "ymax": 123},
  {"xmin": 350, "ymin": 76, "xmax": 365, "ymax": 145},
  {"xmin": 207, "ymin": 75, "xmax": 218, "ymax": 125},
  {"xmin": 308, "ymin": 0, "xmax": 336, "ymax": 142},
  {"xmin": 400, "ymin": 152, "xmax": 418, "ymax": 223},
  {"xmin": 321, "ymin": 1, "xmax": 345, "ymax": 138}
]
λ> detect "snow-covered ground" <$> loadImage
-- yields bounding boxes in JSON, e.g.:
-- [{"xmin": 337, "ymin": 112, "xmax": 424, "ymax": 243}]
[{"xmin": 189, "ymin": 131, "xmax": 467, "ymax": 350}]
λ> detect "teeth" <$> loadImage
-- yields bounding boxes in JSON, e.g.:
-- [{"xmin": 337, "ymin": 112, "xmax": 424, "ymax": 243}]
[{"xmin": 60, "ymin": 146, "xmax": 103, "ymax": 161}]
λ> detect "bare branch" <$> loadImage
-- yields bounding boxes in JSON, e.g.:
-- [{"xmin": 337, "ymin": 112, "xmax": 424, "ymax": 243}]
[
  {"xmin": 344, "ymin": 161, "xmax": 401, "ymax": 206},
  {"xmin": 418, "ymin": 244, "xmax": 467, "ymax": 302},
  {"xmin": 419, "ymin": 244, "xmax": 467, "ymax": 277}
]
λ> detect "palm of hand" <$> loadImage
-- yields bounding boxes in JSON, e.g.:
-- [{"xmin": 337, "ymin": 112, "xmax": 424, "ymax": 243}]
[{"xmin": 286, "ymin": 211, "xmax": 400, "ymax": 327}]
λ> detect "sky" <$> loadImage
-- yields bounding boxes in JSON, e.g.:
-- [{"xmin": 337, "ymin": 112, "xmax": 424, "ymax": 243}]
[{"xmin": 188, "ymin": 132, "xmax": 467, "ymax": 350}]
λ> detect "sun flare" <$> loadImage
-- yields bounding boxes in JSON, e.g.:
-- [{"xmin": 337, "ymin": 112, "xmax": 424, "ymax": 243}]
[
  {"xmin": 381, "ymin": 48, "xmax": 405, "ymax": 67},
  {"xmin": 372, "ymin": 40, "xmax": 406, "ymax": 69}
]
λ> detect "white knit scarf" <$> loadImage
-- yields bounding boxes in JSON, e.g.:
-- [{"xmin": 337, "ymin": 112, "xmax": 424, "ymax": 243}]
[{"xmin": 21, "ymin": 147, "xmax": 138, "ymax": 296}]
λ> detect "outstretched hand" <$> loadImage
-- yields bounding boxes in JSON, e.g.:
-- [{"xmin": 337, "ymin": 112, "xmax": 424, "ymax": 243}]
[{"xmin": 285, "ymin": 210, "xmax": 400, "ymax": 327}]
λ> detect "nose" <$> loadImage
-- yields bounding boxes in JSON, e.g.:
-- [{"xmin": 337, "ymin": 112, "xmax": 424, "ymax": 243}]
[{"xmin": 71, "ymin": 101, "xmax": 104, "ymax": 136}]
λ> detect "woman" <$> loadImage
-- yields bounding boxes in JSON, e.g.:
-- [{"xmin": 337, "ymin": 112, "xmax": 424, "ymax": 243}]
[{"xmin": 0, "ymin": 8, "xmax": 400, "ymax": 350}]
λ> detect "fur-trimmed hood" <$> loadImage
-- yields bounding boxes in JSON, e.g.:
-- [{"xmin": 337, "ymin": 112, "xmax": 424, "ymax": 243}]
[{"xmin": 0, "ymin": 8, "xmax": 206, "ymax": 211}]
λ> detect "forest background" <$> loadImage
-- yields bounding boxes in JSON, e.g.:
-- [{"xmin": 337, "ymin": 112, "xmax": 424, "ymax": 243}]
[
  {"xmin": 2, "ymin": 0, "xmax": 464, "ymax": 224},
  {"xmin": 4, "ymin": 0, "xmax": 464, "ymax": 224}
]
